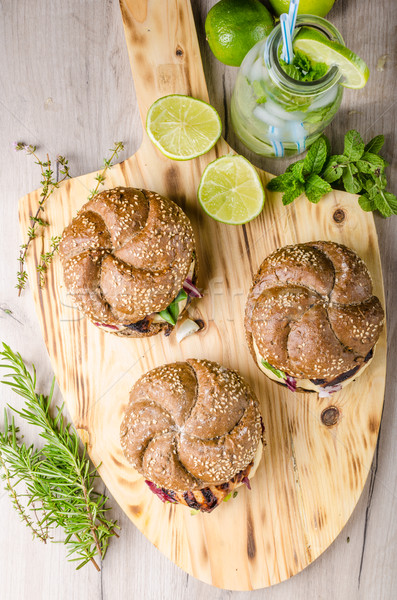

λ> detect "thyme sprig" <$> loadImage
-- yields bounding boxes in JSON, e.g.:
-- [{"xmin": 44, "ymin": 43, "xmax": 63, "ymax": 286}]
[
  {"xmin": 15, "ymin": 144, "xmax": 71, "ymax": 295},
  {"xmin": 87, "ymin": 141, "xmax": 125, "ymax": 200},
  {"xmin": 16, "ymin": 141, "xmax": 125, "ymax": 293},
  {"xmin": 0, "ymin": 343, "xmax": 119, "ymax": 570},
  {"xmin": 37, "ymin": 235, "xmax": 61, "ymax": 288}
]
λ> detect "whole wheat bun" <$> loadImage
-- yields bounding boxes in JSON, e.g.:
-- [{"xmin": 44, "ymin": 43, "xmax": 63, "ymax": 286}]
[
  {"xmin": 59, "ymin": 187, "xmax": 196, "ymax": 337},
  {"xmin": 120, "ymin": 359, "xmax": 262, "ymax": 491},
  {"xmin": 245, "ymin": 241, "xmax": 384, "ymax": 390}
]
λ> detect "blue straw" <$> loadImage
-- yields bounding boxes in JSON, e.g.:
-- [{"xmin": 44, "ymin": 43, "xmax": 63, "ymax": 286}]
[
  {"xmin": 280, "ymin": 14, "xmax": 293, "ymax": 64},
  {"xmin": 288, "ymin": 0, "xmax": 299, "ymax": 37}
]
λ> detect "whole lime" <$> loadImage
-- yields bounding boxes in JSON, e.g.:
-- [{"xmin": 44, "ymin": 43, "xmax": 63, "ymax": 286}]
[
  {"xmin": 205, "ymin": 0, "xmax": 274, "ymax": 67},
  {"xmin": 268, "ymin": 0, "xmax": 336, "ymax": 18}
]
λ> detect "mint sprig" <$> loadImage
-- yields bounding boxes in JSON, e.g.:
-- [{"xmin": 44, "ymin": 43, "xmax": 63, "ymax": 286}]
[
  {"xmin": 267, "ymin": 136, "xmax": 332, "ymax": 205},
  {"xmin": 280, "ymin": 51, "xmax": 328, "ymax": 82},
  {"xmin": 267, "ymin": 130, "xmax": 397, "ymax": 218}
]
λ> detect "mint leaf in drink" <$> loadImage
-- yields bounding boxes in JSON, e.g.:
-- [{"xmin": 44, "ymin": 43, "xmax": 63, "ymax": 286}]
[
  {"xmin": 252, "ymin": 80, "xmax": 267, "ymax": 104},
  {"xmin": 305, "ymin": 174, "xmax": 332, "ymax": 203},
  {"xmin": 280, "ymin": 51, "xmax": 328, "ymax": 82},
  {"xmin": 372, "ymin": 191, "xmax": 397, "ymax": 217},
  {"xmin": 310, "ymin": 61, "xmax": 328, "ymax": 80},
  {"xmin": 343, "ymin": 130, "xmax": 365, "ymax": 161},
  {"xmin": 322, "ymin": 154, "xmax": 348, "ymax": 183},
  {"xmin": 281, "ymin": 62, "xmax": 304, "ymax": 81},
  {"xmin": 282, "ymin": 182, "xmax": 305, "ymax": 205},
  {"xmin": 303, "ymin": 136, "xmax": 328, "ymax": 175},
  {"xmin": 364, "ymin": 134, "xmax": 384, "ymax": 155},
  {"xmin": 342, "ymin": 164, "xmax": 362, "ymax": 194},
  {"xmin": 267, "ymin": 172, "xmax": 295, "ymax": 192},
  {"xmin": 358, "ymin": 195, "xmax": 376, "ymax": 212}
]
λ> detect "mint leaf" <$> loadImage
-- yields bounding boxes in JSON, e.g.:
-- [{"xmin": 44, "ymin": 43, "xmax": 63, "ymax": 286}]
[
  {"xmin": 343, "ymin": 130, "xmax": 365, "ymax": 161},
  {"xmin": 364, "ymin": 134, "xmax": 384, "ymax": 155},
  {"xmin": 342, "ymin": 164, "xmax": 361, "ymax": 194},
  {"xmin": 310, "ymin": 62, "xmax": 328, "ymax": 80},
  {"xmin": 281, "ymin": 62, "xmax": 304, "ymax": 81},
  {"xmin": 267, "ymin": 172, "xmax": 295, "ymax": 192},
  {"xmin": 356, "ymin": 152, "xmax": 386, "ymax": 175},
  {"xmin": 305, "ymin": 174, "xmax": 332, "ymax": 203},
  {"xmin": 322, "ymin": 154, "xmax": 348, "ymax": 183},
  {"xmin": 358, "ymin": 195, "xmax": 376, "ymax": 212},
  {"xmin": 373, "ymin": 191, "xmax": 397, "ymax": 217},
  {"xmin": 252, "ymin": 80, "xmax": 267, "ymax": 104},
  {"xmin": 361, "ymin": 175, "xmax": 387, "ymax": 199},
  {"xmin": 303, "ymin": 136, "xmax": 328, "ymax": 175},
  {"xmin": 290, "ymin": 160, "xmax": 305, "ymax": 184},
  {"xmin": 282, "ymin": 182, "xmax": 305, "ymax": 205},
  {"xmin": 261, "ymin": 359, "xmax": 286, "ymax": 380},
  {"xmin": 280, "ymin": 51, "xmax": 328, "ymax": 82}
]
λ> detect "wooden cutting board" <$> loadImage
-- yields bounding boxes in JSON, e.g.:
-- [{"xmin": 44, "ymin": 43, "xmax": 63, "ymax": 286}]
[{"xmin": 18, "ymin": 0, "xmax": 386, "ymax": 590}]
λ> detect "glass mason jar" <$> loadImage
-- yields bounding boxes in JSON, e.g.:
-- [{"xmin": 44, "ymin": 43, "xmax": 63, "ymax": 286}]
[{"xmin": 231, "ymin": 16, "xmax": 344, "ymax": 158}]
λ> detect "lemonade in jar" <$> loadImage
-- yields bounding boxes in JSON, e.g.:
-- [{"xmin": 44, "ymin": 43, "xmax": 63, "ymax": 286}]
[{"xmin": 231, "ymin": 15, "xmax": 367, "ymax": 158}]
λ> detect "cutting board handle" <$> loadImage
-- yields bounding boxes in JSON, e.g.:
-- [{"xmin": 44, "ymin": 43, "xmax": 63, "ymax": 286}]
[{"xmin": 119, "ymin": 0, "xmax": 210, "ymax": 127}]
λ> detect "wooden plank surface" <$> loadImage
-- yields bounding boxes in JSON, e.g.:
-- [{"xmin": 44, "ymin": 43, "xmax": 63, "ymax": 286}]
[{"xmin": 1, "ymin": 0, "xmax": 396, "ymax": 598}]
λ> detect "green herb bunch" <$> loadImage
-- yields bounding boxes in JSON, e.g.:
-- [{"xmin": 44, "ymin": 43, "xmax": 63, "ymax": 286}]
[
  {"xmin": 267, "ymin": 130, "xmax": 397, "ymax": 217},
  {"xmin": 0, "ymin": 344, "xmax": 118, "ymax": 570}
]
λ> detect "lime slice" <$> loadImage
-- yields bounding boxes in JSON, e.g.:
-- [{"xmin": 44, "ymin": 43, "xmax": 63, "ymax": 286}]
[
  {"xmin": 146, "ymin": 95, "xmax": 222, "ymax": 160},
  {"xmin": 293, "ymin": 27, "xmax": 369, "ymax": 89},
  {"xmin": 198, "ymin": 155, "xmax": 265, "ymax": 225}
]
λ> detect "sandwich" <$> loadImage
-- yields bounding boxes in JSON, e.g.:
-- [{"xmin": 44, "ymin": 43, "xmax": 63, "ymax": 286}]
[
  {"xmin": 59, "ymin": 186, "xmax": 201, "ymax": 337},
  {"xmin": 245, "ymin": 241, "xmax": 384, "ymax": 396},
  {"xmin": 120, "ymin": 359, "xmax": 264, "ymax": 512}
]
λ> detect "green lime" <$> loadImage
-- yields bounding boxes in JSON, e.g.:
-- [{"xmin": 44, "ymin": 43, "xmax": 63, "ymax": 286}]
[
  {"xmin": 269, "ymin": 0, "xmax": 335, "ymax": 17},
  {"xmin": 205, "ymin": 0, "xmax": 274, "ymax": 67},
  {"xmin": 146, "ymin": 95, "xmax": 222, "ymax": 160},
  {"xmin": 198, "ymin": 155, "xmax": 265, "ymax": 225},
  {"xmin": 293, "ymin": 27, "xmax": 369, "ymax": 89}
]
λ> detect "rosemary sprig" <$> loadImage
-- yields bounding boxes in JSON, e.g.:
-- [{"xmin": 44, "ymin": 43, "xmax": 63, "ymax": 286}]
[
  {"xmin": 15, "ymin": 144, "xmax": 71, "ymax": 295},
  {"xmin": 87, "ymin": 141, "xmax": 125, "ymax": 200},
  {"xmin": 0, "ymin": 417, "xmax": 49, "ymax": 543},
  {"xmin": 0, "ymin": 343, "xmax": 119, "ymax": 570}
]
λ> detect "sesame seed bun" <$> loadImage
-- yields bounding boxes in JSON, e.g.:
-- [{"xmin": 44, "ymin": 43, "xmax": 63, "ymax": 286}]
[
  {"xmin": 245, "ymin": 241, "xmax": 384, "ymax": 393},
  {"xmin": 120, "ymin": 359, "xmax": 263, "ymax": 492},
  {"xmin": 59, "ymin": 187, "xmax": 196, "ymax": 337}
]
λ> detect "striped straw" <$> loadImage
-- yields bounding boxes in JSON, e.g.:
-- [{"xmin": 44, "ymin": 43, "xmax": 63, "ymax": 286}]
[
  {"xmin": 288, "ymin": 0, "xmax": 299, "ymax": 37},
  {"xmin": 280, "ymin": 14, "xmax": 293, "ymax": 64}
]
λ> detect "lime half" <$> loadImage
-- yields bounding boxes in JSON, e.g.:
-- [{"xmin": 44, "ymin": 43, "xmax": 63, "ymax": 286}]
[
  {"xmin": 293, "ymin": 27, "xmax": 369, "ymax": 89},
  {"xmin": 146, "ymin": 95, "xmax": 222, "ymax": 160},
  {"xmin": 198, "ymin": 155, "xmax": 265, "ymax": 225}
]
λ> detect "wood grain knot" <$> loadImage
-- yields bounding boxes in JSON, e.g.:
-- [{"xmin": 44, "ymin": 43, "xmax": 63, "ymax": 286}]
[
  {"xmin": 175, "ymin": 45, "xmax": 184, "ymax": 58},
  {"xmin": 76, "ymin": 427, "xmax": 90, "ymax": 447},
  {"xmin": 333, "ymin": 209, "xmax": 345, "ymax": 223},
  {"xmin": 321, "ymin": 406, "xmax": 340, "ymax": 427}
]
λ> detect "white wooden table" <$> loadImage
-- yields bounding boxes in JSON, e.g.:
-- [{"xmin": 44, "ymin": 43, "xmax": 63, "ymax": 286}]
[{"xmin": 0, "ymin": 1, "xmax": 396, "ymax": 598}]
